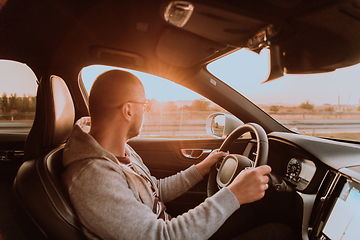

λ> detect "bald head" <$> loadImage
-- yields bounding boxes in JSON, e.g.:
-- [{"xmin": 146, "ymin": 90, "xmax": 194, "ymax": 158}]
[{"xmin": 89, "ymin": 70, "xmax": 145, "ymax": 126}]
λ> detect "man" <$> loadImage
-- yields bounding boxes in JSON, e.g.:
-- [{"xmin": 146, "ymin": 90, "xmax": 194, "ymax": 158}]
[{"xmin": 62, "ymin": 70, "xmax": 294, "ymax": 239}]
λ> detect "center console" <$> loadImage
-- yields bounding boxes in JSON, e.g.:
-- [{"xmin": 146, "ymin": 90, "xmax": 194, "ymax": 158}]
[{"xmin": 310, "ymin": 171, "xmax": 360, "ymax": 240}]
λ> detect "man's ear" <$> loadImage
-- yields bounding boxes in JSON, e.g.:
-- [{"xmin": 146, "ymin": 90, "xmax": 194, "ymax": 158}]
[{"xmin": 122, "ymin": 103, "xmax": 132, "ymax": 121}]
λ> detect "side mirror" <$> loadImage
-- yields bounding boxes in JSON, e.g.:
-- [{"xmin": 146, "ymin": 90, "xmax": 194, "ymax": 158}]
[{"xmin": 206, "ymin": 113, "xmax": 243, "ymax": 138}]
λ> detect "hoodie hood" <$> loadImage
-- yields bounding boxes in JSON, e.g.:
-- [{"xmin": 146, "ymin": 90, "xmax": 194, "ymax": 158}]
[
  {"xmin": 62, "ymin": 117, "xmax": 150, "ymax": 175},
  {"xmin": 62, "ymin": 117, "xmax": 119, "ymax": 167}
]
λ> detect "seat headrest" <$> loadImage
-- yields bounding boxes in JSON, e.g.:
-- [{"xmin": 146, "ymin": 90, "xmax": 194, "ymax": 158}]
[{"xmin": 24, "ymin": 75, "xmax": 75, "ymax": 159}]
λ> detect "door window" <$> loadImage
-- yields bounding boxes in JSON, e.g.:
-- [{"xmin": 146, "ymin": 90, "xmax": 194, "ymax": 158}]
[
  {"xmin": 81, "ymin": 65, "xmax": 229, "ymax": 139},
  {"xmin": 0, "ymin": 60, "xmax": 37, "ymax": 134}
]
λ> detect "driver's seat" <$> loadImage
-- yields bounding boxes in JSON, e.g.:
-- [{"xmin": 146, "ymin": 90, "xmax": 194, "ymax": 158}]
[{"xmin": 12, "ymin": 75, "xmax": 86, "ymax": 240}]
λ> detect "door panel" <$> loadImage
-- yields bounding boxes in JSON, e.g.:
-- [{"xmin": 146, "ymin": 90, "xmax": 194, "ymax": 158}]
[
  {"xmin": 0, "ymin": 132, "xmax": 29, "ymax": 240},
  {"xmin": 128, "ymin": 137, "xmax": 251, "ymax": 216},
  {"xmin": 0, "ymin": 133, "xmax": 27, "ymax": 180}
]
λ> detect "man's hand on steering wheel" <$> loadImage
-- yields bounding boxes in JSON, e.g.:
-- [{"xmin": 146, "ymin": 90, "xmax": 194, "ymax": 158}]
[
  {"xmin": 227, "ymin": 165, "xmax": 271, "ymax": 205},
  {"xmin": 207, "ymin": 123, "xmax": 276, "ymax": 199},
  {"xmin": 195, "ymin": 149, "xmax": 229, "ymax": 177}
]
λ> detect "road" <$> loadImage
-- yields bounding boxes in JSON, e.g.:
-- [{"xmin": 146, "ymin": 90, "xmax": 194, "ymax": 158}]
[{"xmin": 0, "ymin": 122, "xmax": 33, "ymax": 134}]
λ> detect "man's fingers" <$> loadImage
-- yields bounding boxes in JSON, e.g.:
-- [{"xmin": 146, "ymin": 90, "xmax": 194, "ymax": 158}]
[
  {"xmin": 261, "ymin": 175, "xmax": 269, "ymax": 184},
  {"xmin": 211, "ymin": 150, "xmax": 228, "ymax": 159},
  {"xmin": 255, "ymin": 165, "xmax": 272, "ymax": 175},
  {"xmin": 228, "ymin": 164, "xmax": 271, "ymax": 205}
]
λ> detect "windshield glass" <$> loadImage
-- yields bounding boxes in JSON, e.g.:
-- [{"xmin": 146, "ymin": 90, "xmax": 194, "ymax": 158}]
[{"xmin": 208, "ymin": 49, "xmax": 360, "ymax": 142}]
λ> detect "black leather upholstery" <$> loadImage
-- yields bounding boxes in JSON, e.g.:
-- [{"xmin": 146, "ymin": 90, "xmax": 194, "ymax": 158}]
[{"xmin": 13, "ymin": 76, "xmax": 86, "ymax": 240}]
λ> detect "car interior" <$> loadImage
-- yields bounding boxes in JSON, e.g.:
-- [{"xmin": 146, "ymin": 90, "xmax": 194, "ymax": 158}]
[{"xmin": 1, "ymin": 0, "xmax": 360, "ymax": 239}]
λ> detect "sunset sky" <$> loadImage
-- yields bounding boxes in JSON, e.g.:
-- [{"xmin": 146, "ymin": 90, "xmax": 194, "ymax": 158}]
[
  {"xmin": 0, "ymin": 60, "xmax": 38, "ymax": 96},
  {"xmin": 81, "ymin": 65, "xmax": 202, "ymax": 102}
]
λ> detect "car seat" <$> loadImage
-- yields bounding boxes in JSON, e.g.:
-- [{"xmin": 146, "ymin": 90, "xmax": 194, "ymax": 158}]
[{"xmin": 12, "ymin": 75, "xmax": 86, "ymax": 240}]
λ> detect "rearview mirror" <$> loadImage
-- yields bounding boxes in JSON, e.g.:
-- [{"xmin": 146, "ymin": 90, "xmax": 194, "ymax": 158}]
[
  {"xmin": 206, "ymin": 113, "xmax": 243, "ymax": 138},
  {"xmin": 263, "ymin": 45, "xmax": 284, "ymax": 82}
]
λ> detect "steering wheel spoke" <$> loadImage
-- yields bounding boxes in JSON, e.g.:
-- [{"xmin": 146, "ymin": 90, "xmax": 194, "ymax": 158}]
[{"xmin": 215, "ymin": 156, "xmax": 225, "ymax": 171}]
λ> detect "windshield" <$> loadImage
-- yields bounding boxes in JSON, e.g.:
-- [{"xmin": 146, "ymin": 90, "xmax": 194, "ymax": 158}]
[{"xmin": 208, "ymin": 49, "xmax": 360, "ymax": 142}]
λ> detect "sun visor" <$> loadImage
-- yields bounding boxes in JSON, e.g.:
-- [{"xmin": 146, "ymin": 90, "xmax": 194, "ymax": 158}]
[
  {"xmin": 181, "ymin": 3, "xmax": 268, "ymax": 46},
  {"xmin": 156, "ymin": 27, "xmax": 227, "ymax": 68}
]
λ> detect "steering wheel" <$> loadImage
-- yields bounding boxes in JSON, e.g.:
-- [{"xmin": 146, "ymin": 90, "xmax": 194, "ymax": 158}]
[{"xmin": 207, "ymin": 123, "xmax": 269, "ymax": 197}]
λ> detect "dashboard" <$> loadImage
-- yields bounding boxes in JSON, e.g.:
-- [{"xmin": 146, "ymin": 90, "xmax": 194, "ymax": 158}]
[{"xmin": 267, "ymin": 132, "xmax": 360, "ymax": 240}]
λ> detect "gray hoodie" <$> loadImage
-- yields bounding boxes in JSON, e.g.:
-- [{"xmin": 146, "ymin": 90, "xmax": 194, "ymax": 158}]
[{"xmin": 62, "ymin": 118, "xmax": 240, "ymax": 240}]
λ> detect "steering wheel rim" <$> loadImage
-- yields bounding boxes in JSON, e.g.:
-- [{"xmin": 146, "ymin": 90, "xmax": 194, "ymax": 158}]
[{"xmin": 207, "ymin": 123, "xmax": 269, "ymax": 197}]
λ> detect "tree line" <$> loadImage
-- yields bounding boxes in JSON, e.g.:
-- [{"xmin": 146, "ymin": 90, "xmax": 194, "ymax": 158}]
[
  {"xmin": 152, "ymin": 99, "xmax": 222, "ymax": 112},
  {"xmin": 269, "ymin": 100, "xmax": 360, "ymax": 113},
  {"xmin": 1, "ymin": 93, "xmax": 36, "ymax": 113},
  {"xmin": 269, "ymin": 101, "xmax": 314, "ymax": 112}
]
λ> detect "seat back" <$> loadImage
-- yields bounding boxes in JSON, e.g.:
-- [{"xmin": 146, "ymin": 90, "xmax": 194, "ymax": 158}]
[
  {"xmin": 13, "ymin": 75, "xmax": 86, "ymax": 240},
  {"xmin": 24, "ymin": 75, "xmax": 75, "ymax": 159}
]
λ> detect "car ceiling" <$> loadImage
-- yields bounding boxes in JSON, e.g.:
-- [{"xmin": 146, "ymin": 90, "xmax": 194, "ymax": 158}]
[{"xmin": 1, "ymin": 0, "xmax": 360, "ymax": 85}]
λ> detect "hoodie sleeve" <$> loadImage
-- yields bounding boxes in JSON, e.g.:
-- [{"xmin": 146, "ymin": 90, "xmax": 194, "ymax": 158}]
[
  {"xmin": 63, "ymin": 159, "xmax": 240, "ymax": 240},
  {"xmin": 153, "ymin": 165, "xmax": 204, "ymax": 203}
]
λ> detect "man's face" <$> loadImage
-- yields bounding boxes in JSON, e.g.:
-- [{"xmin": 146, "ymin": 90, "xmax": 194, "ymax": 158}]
[
  {"xmin": 126, "ymin": 91, "xmax": 147, "ymax": 139},
  {"xmin": 127, "ymin": 106, "xmax": 143, "ymax": 139}
]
